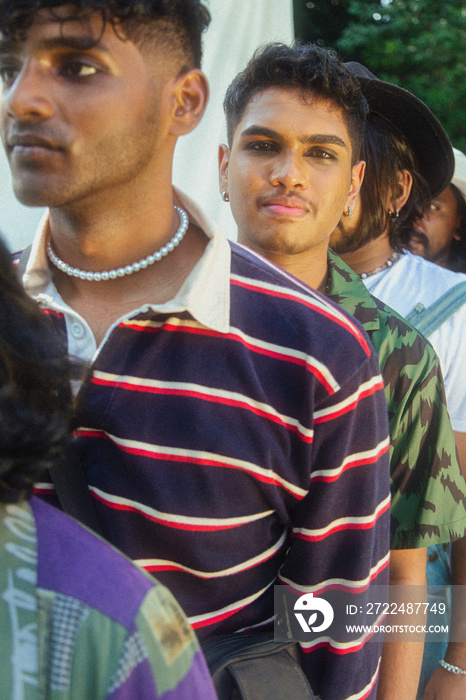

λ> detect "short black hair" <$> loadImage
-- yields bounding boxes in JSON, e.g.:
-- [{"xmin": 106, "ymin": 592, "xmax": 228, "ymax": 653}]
[
  {"xmin": 0, "ymin": 0, "xmax": 211, "ymax": 69},
  {"xmin": 357, "ymin": 113, "xmax": 430, "ymax": 252},
  {"xmin": 223, "ymin": 42, "xmax": 368, "ymax": 163},
  {"xmin": 0, "ymin": 237, "xmax": 73, "ymax": 503}
]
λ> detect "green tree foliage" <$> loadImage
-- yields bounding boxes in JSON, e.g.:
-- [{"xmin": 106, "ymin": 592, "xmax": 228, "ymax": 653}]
[
  {"xmin": 293, "ymin": 0, "xmax": 350, "ymax": 47},
  {"xmin": 336, "ymin": 0, "xmax": 466, "ymax": 153}
]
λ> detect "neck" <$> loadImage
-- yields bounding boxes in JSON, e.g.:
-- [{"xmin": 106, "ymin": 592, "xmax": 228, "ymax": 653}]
[
  {"xmin": 246, "ymin": 243, "xmax": 328, "ymax": 294},
  {"xmin": 339, "ymin": 232, "xmax": 395, "ymax": 276},
  {"xmin": 46, "ymin": 195, "xmax": 208, "ymax": 344},
  {"xmin": 48, "ymin": 178, "xmax": 178, "ymax": 273},
  {"xmin": 429, "ymin": 250, "xmax": 451, "ymax": 270}
]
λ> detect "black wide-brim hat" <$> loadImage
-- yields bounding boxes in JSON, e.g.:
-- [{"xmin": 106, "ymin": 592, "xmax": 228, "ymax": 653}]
[{"xmin": 344, "ymin": 62, "xmax": 454, "ymax": 198}]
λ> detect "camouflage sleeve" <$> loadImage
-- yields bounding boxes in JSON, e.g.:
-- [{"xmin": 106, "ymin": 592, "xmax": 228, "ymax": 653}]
[{"xmin": 373, "ymin": 312, "xmax": 466, "ymax": 549}]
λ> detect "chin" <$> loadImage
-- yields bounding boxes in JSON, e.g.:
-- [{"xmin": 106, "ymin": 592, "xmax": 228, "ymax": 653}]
[
  {"xmin": 12, "ymin": 169, "xmax": 73, "ymax": 208},
  {"xmin": 12, "ymin": 180, "xmax": 50, "ymax": 207},
  {"xmin": 408, "ymin": 239, "xmax": 427, "ymax": 257},
  {"xmin": 409, "ymin": 247, "xmax": 426, "ymax": 258},
  {"xmin": 13, "ymin": 183, "xmax": 66, "ymax": 209},
  {"xmin": 13, "ymin": 191, "xmax": 49, "ymax": 207}
]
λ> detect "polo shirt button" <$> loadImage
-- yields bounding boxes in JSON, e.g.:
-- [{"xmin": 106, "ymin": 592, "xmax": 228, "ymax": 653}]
[
  {"xmin": 428, "ymin": 551, "xmax": 439, "ymax": 563},
  {"xmin": 71, "ymin": 322, "xmax": 85, "ymax": 339}
]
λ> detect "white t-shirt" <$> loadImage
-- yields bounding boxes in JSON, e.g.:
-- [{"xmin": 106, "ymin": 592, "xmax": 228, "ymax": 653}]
[{"xmin": 364, "ymin": 251, "xmax": 466, "ymax": 433}]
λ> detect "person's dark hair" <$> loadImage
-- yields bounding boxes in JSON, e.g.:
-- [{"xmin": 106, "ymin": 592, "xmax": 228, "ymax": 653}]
[
  {"xmin": 357, "ymin": 113, "xmax": 431, "ymax": 252},
  {"xmin": 223, "ymin": 41, "xmax": 368, "ymax": 163},
  {"xmin": 447, "ymin": 183, "xmax": 466, "ymax": 272},
  {"xmin": 0, "ymin": 0, "xmax": 210, "ymax": 69},
  {"xmin": 0, "ymin": 237, "xmax": 73, "ymax": 503}
]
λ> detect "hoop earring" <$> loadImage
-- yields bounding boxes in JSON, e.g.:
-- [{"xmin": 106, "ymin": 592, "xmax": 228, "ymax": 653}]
[
  {"xmin": 343, "ymin": 206, "xmax": 352, "ymax": 217},
  {"xmin": 388, "ymin": 208, "xmax": 400, "ymax": 219},
  {"xmin": 222, "ymin": 191, "xmax": 230, "ymax": 202}
]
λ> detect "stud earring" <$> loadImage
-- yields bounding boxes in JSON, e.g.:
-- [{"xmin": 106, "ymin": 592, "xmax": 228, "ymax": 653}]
[
  {"xmin": 388, "ymin": 208, "xmax": 400, "ymax": 219},
  {"xmin": 222, "ymin": 191, "xmax": 230, "ymax": 202}
]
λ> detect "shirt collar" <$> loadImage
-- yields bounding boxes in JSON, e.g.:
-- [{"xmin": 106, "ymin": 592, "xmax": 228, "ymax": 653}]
[
  {"xmin": 22, "ymin": 187, "xmax": 231, "ymax": 334},
  {"xmin": 327, "ymin": 249, "xmax": 380, "ymax": 332}
]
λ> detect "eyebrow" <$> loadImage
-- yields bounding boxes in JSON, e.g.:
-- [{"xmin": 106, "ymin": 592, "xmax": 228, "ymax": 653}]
[
  {"xmin": 0, "ymin": 35, "xmax": 108, "ymax": 55},
  {"xmin": 239, "ymin": 125, "xmax": 348, "ymax": 149}
]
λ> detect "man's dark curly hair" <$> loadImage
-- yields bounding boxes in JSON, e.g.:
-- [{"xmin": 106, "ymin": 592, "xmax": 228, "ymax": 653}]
[
  {"xmin": 0, "ymin": 0, "xmax": 211, "ymax": 69},
  {"xmin": 0, "ymin": 237, "xmax": 73, "ymax": 504},
  {"xmin": 223, "ymin": 42, "xmax": 368, "ymax": 164}
]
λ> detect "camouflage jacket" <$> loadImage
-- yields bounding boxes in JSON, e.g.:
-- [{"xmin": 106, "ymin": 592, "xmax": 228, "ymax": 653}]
[{"xmin": 327, "ymin": 250, "xmax": 466, "ymax": 549}]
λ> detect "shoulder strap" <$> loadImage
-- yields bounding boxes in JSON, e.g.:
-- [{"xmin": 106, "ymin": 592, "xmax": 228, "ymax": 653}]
[
  {"xmin": 50, "ymin": 444, "xmax": 104, "ymax": 537},
  {"xmin": 202, "ymin": 631, "xmax": 315, "ymax": 700},
  {"xmin": 405, "ymin": 281, "xmax": 466, "ymax": 337}
]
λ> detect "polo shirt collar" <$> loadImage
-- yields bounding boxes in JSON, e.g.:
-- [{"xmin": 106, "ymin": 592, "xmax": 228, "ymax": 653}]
[{"xmin": 22, "ymin": 187, "xmax": 231, "ymax": 334}]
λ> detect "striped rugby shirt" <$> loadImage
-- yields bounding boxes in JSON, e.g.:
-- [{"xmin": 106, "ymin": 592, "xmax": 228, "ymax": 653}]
[{"xmin": 20, "ymin": 191, "xmax": 390, "ymax": 700}]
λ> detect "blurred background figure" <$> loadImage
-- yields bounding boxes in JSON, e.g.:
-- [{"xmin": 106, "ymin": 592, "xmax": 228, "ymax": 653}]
[
  {"xmin": 409, "ymin": 147, "xmax": 466, "ymax": 273},
  {"xmin": 0, "ymin": 234, "xmax": 216, "ymax": 700}
]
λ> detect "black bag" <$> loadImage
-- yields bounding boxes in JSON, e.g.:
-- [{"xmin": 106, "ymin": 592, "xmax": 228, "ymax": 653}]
[{"xmin": 201, "ymin": 631, "xmax": 315, "ymax": 700}]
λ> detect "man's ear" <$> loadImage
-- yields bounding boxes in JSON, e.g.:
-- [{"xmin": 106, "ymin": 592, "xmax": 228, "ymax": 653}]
[
  {"xmin": 346, "ymin": 160, "xmax": 365, "ymax": 210},
  {"xmin": 218, "ymin": 143, "xmax": 230, "ymax": 197},
  {"xmin": 452, "ymin": 200, "xmax": 462, "ymax": 240},
  {"xmin": 394, "ymin": 169, "xmax": 413, "ymax": 211},
  {"xmin": 169, "ymin": 69, "xmax": 209, "ymax": 136}
]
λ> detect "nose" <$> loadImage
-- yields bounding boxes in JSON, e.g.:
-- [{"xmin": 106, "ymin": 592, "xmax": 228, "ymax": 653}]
[
  {"xmin": 3, "ymin": 60, "xmax": 54, "ymax": 122},
  {"xmin": 270, "ymin": 151, "xmax": 308, "ymax": 190},
  {"xmin": 413, "ymin": 212, "xmax": 427, "ymax": 233}
]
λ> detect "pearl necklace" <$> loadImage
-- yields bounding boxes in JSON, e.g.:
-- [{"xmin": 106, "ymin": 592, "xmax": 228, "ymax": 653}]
[
  {"xmin": 46, "ymin": 205, "xmax": 189, "ymax": 282},
  {"xmin": 359, "ymin": 252, "xmax": 399, "ymax": 279}
]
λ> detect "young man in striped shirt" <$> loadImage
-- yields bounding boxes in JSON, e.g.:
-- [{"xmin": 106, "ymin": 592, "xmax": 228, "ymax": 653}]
[
  {"xmin": 219, "ymin": 42, "xmax": 466, "ymax": 699},
  {"xmin": 2, "ymin": 3, "xmax": 390, "ymax": 697}
]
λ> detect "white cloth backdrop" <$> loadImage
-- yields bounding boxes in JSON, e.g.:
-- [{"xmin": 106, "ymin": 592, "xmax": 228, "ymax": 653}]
[
  {"xmin": 0, "ymin": 0, "xmax": 294, "ymax": 250},
  {"xmin": 0, "ymin": 146, "xmax": 47, "ymax": 250}
]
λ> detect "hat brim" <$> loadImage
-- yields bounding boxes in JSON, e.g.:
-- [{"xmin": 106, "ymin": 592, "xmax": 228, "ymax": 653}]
[{"xmin": 355, "ymin": 76, "xmax": 454, "ymax": 198}]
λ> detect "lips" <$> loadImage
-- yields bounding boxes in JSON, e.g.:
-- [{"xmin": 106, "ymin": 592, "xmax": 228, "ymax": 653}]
[
  {"xmin": 7, "ymin": 132, "xmax": 63, "ymax": 152},
  {"xmin": 260, "ymin": 194, "xmax": 309, "ymax": 218},
  {"xmin": 6, "ymin": 133, "xmax": 64, "ymax": 168}
]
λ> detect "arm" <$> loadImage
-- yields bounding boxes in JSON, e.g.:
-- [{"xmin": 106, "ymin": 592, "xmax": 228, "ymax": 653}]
[
  {"xmin": 423, "ymin": 432, "xmax": 466, "ymax": 700},
  {"xmin": 454, "ymin": 431, "xmax": 466, "ymax": 480},
  {"xmin": 377, "ymin": 548, "xmax": 427, "ymax": 700},
  {"xmin": 279, "ymin": 354, "xmax": 391, "ymax": 700},
  {"xmin": 370, "ymin": 314, "xmax": 466, "ymax": 699}
]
